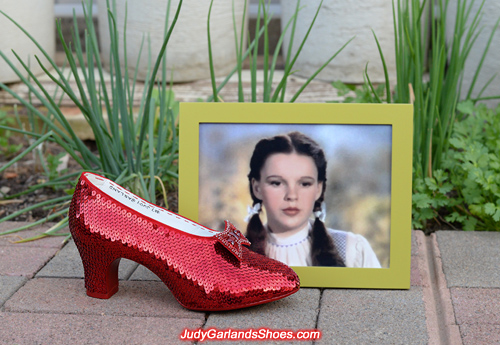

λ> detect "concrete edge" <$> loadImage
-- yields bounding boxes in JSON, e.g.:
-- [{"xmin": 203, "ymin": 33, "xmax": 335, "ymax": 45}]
[
  {"xmin": 429, "ymin": 233, "xmax": 462, "ymax": 344},
  {"xmin": 415, "ymin": 231, "xmax": 462, "ymax": 345}
]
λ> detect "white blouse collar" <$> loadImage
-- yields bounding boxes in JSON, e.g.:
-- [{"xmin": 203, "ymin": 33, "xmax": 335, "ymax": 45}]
[
  {"xmin": 265, "ymin": 222, "xmax": 312, "ymax": 266},
  {"xmin": 266, "ymin": 223, "xmax": 311, "ymax": 246}
]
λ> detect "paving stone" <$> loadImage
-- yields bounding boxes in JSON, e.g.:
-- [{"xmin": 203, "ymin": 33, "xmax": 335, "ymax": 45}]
[
  {"xmin": 410, "ymin": 231, "xmax": 423, "ymax": 287},
  {"xmin": 0, "ymin": 312, "xmax": 203, "ymax": 345},
  {"xmin": 450, "ymin": 288, "xmax": 500, "ymax": 325},
  {"xmin": 0, "ymin": 276, "xmax": 27, "ymax": 307},
  {"xmin": 2, "ymin": 68, "xmax": 338, "ymax": 106},
  {"xmin": 460, "ymin": 324, "xmax": 500, "ymax": 345},
  {"xmin": 411, "ymin": 230, "xmax": 421, "ymax": 257},
  {"xmin": 437, "ymin": 231, "xmax": 500, "ymax": 288},
  {"xmin": 36, "ymin": 240, "xmax": 138, "ymax": 280},
  {"xmin": 129, "ymin": 264, "xmax": 161, "ymax": 281},
  {"xmin": 0, "ymin": 221, "xmax": 66, "ymax": 248},
  {"xmin": 203, "ymin": 288, "xmax": 320, "ymax": 345},
  {"xmin": 0, "ymin": 246, "xmax": 60, "ymax": 277},
  {"xmin": 317, "ymin": 288, "xmax": 428, "ymax": 345},
  {"xmin": 410, "ymin": 256, "xmax": 422, "ymax": 287},
  {"xmin": 4, "ymin": 277, "xmax": 204, "ymax": 320}
]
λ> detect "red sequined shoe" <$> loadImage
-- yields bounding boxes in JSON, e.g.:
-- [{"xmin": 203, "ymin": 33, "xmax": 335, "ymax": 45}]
[{"xmin": 68, "ymin": 172, "xmax": 299, "ymax": 311}]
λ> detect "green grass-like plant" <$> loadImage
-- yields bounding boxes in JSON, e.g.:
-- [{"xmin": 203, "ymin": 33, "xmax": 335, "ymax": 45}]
[
  {"xmin": 0, "ymin": 109, "xmax": 23, "ymax": 158},
  {"xmin": 0, "ymin": 0, "xmax": 182, "ymax": 240},
  {"xmin": 331, "ymin": 0, "xmax": 500, "ymax": 231},
  {"xmin": 365, "ymin": 0, "xmax": 499, "ymax": 177},
  {"xmin": 207, "ymin": 0, "xmax": 353, "ymax": 103},
  {"xmin": 0, "ymin": 0, "xmax": 352, "ymax": 241}
]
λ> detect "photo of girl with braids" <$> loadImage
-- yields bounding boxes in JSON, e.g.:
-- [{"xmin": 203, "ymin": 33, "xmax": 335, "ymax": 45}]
[
  {"xmin": 197, "ymin": 123, "xmax": 391, "ymax": 268},
  {"xmin": 245, "ymin": 131, "xmax": 381, "ymax": 268}
]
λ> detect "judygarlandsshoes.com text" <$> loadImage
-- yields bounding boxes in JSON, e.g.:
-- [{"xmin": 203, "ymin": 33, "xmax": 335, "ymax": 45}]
[{"xmin": 180, "ymin": 328, "xmax": 321, "ymax": 342}]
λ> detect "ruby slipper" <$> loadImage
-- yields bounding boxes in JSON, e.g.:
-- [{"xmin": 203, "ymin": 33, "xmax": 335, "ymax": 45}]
[{"xmin": 68, "ymin": 172, "xmax": 300, "ymax": 311}]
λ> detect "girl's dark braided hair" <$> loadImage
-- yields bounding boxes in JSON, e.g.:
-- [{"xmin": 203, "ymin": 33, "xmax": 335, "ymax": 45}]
[{"xmin": 246, "ymin": 131, "xmax": 345, "ymax": 267}]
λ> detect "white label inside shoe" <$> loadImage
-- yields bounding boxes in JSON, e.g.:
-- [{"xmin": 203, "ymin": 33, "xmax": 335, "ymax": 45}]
[{"xmin": 85, "ymin": 173, "xmax": 218, "ymax": 237}]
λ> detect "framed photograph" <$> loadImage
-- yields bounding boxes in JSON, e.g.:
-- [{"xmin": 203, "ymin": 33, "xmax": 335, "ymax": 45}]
[{"xmin": 179, "ymin": 103, "xmax": 413, "ymax": 289}]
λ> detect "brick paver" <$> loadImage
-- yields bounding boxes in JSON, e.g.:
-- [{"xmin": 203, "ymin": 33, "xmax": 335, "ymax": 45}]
[
  {"xmin": 129, "ymin": 264, "xmax": 161, "ymax": 281},
  {"xmin": 4, "ymin": 277, "xmax": 205, "ymax": 320},
  {"xmin": 0, "ymin": 276, "xmax": 27, "ymax": 307},
  {"xmin": 0, "ymin": 246, "xmax": 61, "ymax": 277},
  {"xmin": 317, "ymin": 288, "xmax": 428, "ymax": 345},
  {"xmin": 460, "ymin": 324, "xmax": 500, "ymax": 345},
  {"xmin": 36, "ymin": 240, "xmax": 138, "ymax": 280},
  {"xmin": 450, "ymin": 288, "xmax": 500, "ymax": 325},
  {"xmin": 204, "ymin": 288, "xmax": 320, "ymax": 345},
  {"xmin": 437, "ymin": 231, "xmax": 500, "ymax": 288},
  {"xmin": 0, "ymin": 312, "xmax": 203, "ymax": 345}
]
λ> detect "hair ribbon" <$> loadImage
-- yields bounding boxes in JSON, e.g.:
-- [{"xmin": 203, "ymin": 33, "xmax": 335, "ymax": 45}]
[{"xmin": 244, "ymin": 203, "xmax": 261, "ymax": 222}]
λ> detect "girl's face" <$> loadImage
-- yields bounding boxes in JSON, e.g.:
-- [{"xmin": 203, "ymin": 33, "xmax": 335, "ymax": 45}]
[{"xmin": 252, "ymin": 152, "xmax": 323, "ymax": 234}]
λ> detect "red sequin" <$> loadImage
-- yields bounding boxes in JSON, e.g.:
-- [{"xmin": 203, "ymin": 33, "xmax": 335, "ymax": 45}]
[{"xmin": 68, "ymin": 172, "xmax": 300, "ymax": 311}]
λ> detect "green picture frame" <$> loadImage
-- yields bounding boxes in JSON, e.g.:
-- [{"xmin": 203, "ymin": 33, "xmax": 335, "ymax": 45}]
[{"xmin": 178, "ymin": 102, "xmax": 413, "ymax": 289}]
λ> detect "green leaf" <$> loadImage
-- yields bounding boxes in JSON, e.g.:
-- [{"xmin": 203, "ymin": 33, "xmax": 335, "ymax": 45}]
[
  {"xmin": 412, "ymin": 219, "xmax": 424, "ymax": 230},
  {"xmin": 449, "ymin": 137, "xmax": 465, "ymax": 150},
  {"xmin": 457, "ymin": 100, "xmax": 475, "ymax": 115},
  {"xmin": 446, "ymin": 212, "xmax": 467, "ymax": 223},
  {"xmin": 412, "ymin": 193, "xmax": 433, "ymax": 209},
  {"xmin": 463, "ymin": 217, "xmax": 478, "ymax": 231},
  {"xmin": 484, "ymin": 203, "xmax": 496, "ymax": 216},
  {"xmin": 424, "ymin": 177, "xmax": 439, "ymax": 191},
  {"xmin": 438, "ymin": 183, "xmax": 453, "ymax": 195},
  {"xmin": 418, "ymin": 208, "xmax": 436, "ymax": 221},
  {"xmin": 469, "ymin": 204, "xmax": 484, "ymax": 216},
  {"xmin": 332, "ymin": 80, "xmax": 354, "ymax": 96}
]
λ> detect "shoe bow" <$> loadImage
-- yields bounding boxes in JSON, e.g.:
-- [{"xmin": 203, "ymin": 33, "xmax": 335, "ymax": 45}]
[{"xmin": 215, "ymin": 221, "xmax": 251, "ymax": 261}]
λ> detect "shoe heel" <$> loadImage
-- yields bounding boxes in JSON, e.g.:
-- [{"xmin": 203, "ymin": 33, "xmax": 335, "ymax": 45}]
[
  {"xmin": 76, "ymin": 239, "xmax": 121, "ymax": 299},
  {"xmin": 85, "ymin": 258, "xmax": 120, "ymax": 299}
]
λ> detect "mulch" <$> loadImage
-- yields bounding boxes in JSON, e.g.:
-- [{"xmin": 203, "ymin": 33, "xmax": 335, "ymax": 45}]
[
  {"xmin": 0, "ymin": 160, "xmax": 75, "ymax": 222},
  {"xmin": 1, "ymin": 139, "xmax": 177, "ymax": 223}
]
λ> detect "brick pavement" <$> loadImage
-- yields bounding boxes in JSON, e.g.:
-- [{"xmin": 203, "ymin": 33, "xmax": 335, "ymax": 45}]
[{"xmin": 0, "ymin": 221, "xmax": 499, "ymax": 344}]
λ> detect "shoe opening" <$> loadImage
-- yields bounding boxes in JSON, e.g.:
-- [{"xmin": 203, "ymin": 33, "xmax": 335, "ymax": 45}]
[{"xmin": 84, "ymin": 173, "xmax": 218, "ymax": 237}]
